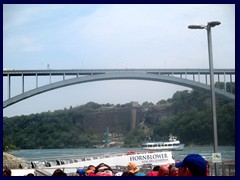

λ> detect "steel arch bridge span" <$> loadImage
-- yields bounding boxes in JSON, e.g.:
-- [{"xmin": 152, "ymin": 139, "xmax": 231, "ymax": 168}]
[{"xmin": 3, "ymin": 72, "xmax": 235, "ymax": 108}]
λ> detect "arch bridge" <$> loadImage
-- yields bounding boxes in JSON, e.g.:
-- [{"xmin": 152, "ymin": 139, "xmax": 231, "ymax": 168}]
[{"xmin": 3, "ymin": 69, "xmax": 235, "ymax": 108}]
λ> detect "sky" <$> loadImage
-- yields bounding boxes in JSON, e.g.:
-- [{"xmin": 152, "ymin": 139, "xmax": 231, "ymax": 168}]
[{"xmin": 3, "ymin": 4, "xmax": 235, "ymax": 117}]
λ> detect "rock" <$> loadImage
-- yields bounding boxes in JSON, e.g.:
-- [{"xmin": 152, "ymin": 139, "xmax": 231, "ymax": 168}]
[{"xmin": 3, "ymin": 152, "xmax": 29, "ymax": 169}]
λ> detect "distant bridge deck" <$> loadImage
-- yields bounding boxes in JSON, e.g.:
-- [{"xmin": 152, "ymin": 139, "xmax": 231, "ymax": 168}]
[
  {"xmin": 3, "ymin": 69, "xmax": 235, "ymax": 108},
  {"xmin": 3, "ymin": 68, "xmax": 235, "ymax": 76}
]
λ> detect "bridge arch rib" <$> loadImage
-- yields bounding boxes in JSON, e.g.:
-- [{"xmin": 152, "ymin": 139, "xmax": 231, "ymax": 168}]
[{"xmin": 3, "ymin": 72, "xmax": 235, "ymax": 108}]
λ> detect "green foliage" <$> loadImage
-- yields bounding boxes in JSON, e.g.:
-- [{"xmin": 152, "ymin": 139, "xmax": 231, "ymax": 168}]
[
  {"xmin": 215, "ymin": 82, "xmax": 235, "ymax": 94},
  {"xmin": 3, "ymin": 89, "xmax": 235, "ymax": 150},
  {"xmin": 151, "ymin": 90, "xmax": 235, "ymax": 146},
  {"xmin": 123, "ymin": 128, "xmax": 147, "ymax": 147},
  {"xmin": 3, "ymin": 103, "xmax": 105, "ymax": 149}
]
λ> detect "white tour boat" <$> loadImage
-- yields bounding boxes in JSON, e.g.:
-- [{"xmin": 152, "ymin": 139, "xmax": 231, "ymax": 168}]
[
  {"xmin": 141, "ymin": 134, "xmax": 185, "ymax": 151},
  {"xmin": 13, "ymin": 150, "xmax": 175, "ymax": 176}
]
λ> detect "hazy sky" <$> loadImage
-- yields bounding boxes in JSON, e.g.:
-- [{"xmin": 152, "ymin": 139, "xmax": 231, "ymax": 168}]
[{"xmin": 3, "ymin": 4, "xmax": 235, "ymax": 117}]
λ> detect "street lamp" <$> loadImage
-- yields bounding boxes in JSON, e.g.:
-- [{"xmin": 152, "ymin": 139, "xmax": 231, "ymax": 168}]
[{"xmin": 188, "ymin": 21, "xmax": 221, "ymax": 176}]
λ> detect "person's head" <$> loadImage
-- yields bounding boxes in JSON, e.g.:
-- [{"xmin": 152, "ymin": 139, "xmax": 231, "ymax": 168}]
[
  {"xmin": 85, "ymin": 165, "xmax": 95, "ymax": 176},
  {"xmin": 87, "ymin": 165, "xmax": 95, "ymax": 171},
  {"xmin": 153, "ymin": 165, "xmax": 160, "ymax": 171},
  {"xmin": 175, "ymin": 154, "xmax": 207, "ymax": 176},
  {"xmin": 25, "ymin": 173, "xmax": 34, "ymax": 176},
  {"xmin": 94, "ymin": 163, "xmax": 113, "ymax": 176},
  {"xmin": 127, "ymin": 162, "xmax": 140, "ymax": 174},
  {"xmin": 85, "ymin": 170, "xmax": 94, "ymax": 176},
  {"xmin": 158, "ymin": 165, "xmax": 170, "ymax": 176},
  {"xmin": 178, "ymin": 166, "xmax": 192, "ymax": 176},
  {"xmin": 76, "ymin": 168, "xmax": 86, "ymax": 176},
  {"xmin": 169, "ymin": 167, "xmax": 179, "ymax": 176},
  {"xmin": 52, "ymin": 168, "xmax": 67, "ymax": 176},
  {"xmin": 3, "ymin": 168, "xmax": 11, "ymax": 176}
]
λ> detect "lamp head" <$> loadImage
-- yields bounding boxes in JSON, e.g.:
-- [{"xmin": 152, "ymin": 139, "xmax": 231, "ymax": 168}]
[
  {"xmin": 208, "ymin": 21, "xmax": 221, "ymax": 27},
  {"xmin": 188, "ymin": 25, "xmax": 205, "ymax": 29}
]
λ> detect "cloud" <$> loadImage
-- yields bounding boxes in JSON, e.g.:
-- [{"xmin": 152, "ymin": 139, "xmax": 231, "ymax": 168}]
[
  {"xmin": 4, "ymin": 36, "xmax": 43, "ymax": 53},
  {"xmin": 5, "ymin": 4, "xmax": 235, "ymax": 68},
  {"xmin": 3, "ymin": 4, "xmax": 65, "ymax": 31}
]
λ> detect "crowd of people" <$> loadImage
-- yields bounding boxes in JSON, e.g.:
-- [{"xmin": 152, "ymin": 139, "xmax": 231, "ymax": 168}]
[{"xmin": 3, "ymin": 154, "xmax": 209, "ymax": 176}]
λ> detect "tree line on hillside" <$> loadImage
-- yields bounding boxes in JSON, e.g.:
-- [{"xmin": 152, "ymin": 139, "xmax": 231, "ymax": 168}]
[
  {"xmin": 124, "ymin": 89, "xmax": 235, "ymax": 147},
  {"xmin": 3, "ymin": 82, "xmax": 235, "ymax": 150}
]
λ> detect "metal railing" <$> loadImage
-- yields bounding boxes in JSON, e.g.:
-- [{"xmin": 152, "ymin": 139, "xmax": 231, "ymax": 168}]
[{"xmin": 209, "ymin": 160, "xmax": 235, "ymax": 176}]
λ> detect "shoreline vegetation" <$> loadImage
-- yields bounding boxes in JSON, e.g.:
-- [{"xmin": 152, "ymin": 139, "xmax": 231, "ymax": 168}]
[{"xmin": 3, "ymin": 145, "xmax": 19, "ymax": 152}]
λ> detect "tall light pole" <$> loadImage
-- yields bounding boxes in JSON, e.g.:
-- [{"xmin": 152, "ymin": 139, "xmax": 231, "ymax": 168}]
[{"xmin": 188, "ymin": 21, "xmax": 221, "ymax": 176}]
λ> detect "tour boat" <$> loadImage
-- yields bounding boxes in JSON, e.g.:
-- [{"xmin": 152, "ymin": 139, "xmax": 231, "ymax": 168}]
[
  {"xmin": 141, "ymin": 134, "xmax": 185, "ymax": 151},
  {"xmin": 26, "ymin": 150, "xmax": 175, "ymax": 175}
]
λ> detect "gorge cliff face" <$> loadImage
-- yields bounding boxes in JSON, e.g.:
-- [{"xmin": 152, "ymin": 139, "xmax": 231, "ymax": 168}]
[
  {"xmin": 81, "ymin": 104, "xmax": 174, "ymax": 135},
  {"xmin": 83, "ymin": 108, "xmax": 132, "ymax": 134}
]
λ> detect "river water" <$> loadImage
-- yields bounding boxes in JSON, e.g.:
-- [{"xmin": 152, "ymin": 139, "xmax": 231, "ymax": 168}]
[{"xmin": 8, "ymin": 146, "xmax": 235, "ymax": 163}]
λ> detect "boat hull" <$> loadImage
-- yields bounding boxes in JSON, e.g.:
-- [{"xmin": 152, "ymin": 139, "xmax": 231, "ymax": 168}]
[
  {"xmin": 37, "ymin": 151, "xmax": 175, "ymax": 175},
  {"xmin": 142, "ymin": 144, "xmax": 185, "ymax": 151},
  {"xmin": 51, "ymin": 151, "xmax": 174, "ymax": 167}
]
